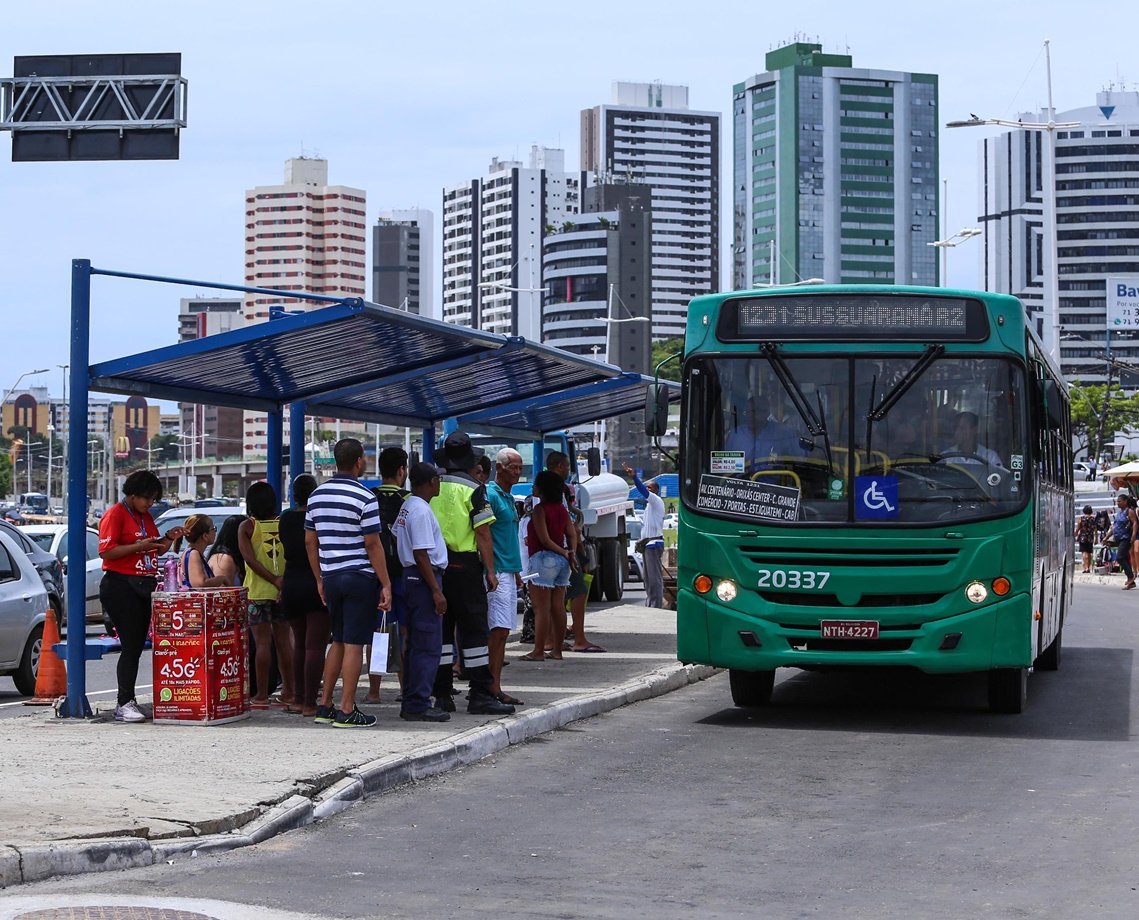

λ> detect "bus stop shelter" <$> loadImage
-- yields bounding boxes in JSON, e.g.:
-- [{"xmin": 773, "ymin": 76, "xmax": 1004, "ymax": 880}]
[{"xmin": 61, "ymin": 259, "xmax": 675, "ymax": 716}]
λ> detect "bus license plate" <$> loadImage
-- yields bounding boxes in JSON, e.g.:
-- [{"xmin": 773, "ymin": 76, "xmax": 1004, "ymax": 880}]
[{"xmin": 819, "ymin": 620, "xmax": 879, "ymax": 640}]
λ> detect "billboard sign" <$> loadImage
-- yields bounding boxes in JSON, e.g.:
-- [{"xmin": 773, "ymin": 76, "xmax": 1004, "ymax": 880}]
[{"xmin": 1107, "ymin": 277, "xmax": 1139, "ymax": 330}]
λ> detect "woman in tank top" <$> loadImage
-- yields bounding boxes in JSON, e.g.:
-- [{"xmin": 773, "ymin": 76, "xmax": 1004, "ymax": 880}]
[{"xmin": 239, "ymin": 482, "xmax": 295, "ymax": 708}]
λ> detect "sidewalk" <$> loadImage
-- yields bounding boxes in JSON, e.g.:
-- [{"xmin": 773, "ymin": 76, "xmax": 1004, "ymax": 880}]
[{"xmin": 0, "ymin": 603, "xmax": 711, "ymax": 888}]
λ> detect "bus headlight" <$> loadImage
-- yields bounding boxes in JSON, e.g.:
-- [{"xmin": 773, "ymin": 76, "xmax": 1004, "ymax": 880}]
[
  {"xmin": 716, "ymin": 580, "xmax": 738, "ymax": 602},
  {"xmin": 965, "ymin": 581, "xmax": 988, "ymax": 604},
  {"xmin": 694, "ymin": 574, "xmax": 713, "ymax": 594}
]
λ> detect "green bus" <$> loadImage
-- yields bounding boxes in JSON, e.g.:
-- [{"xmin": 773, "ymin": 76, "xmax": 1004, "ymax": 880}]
[{"xmin": 666, "ymin": 285, "xmax": 1072, "ymax": 713}]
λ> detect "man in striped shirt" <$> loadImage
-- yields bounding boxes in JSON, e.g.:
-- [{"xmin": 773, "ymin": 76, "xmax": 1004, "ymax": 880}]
[{"xmin": 305, "ymin": 438, "xmax": 393, "ymax": 728}]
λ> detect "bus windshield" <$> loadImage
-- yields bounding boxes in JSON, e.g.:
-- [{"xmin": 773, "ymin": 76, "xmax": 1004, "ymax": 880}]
[{"xmin": 682, "ymin": 353, "xmax": 1029, "ymax": 525}]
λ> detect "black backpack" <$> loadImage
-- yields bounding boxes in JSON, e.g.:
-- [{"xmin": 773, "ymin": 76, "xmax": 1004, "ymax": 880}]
[{"xmin": 375, "ymin": 487, "xmax": 409, "ymax": 573}]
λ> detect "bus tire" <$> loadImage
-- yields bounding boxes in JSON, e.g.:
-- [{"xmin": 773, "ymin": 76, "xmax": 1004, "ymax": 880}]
[
  {"xmin": 987, "ymin": 667, "xmax": 1027, "ymax": 714},
  {"xmin": 729, "ymin": 668, "xmax": 775, "ymax": 707},
  {"xmin": 1036, "ymin": 626, "xmax": 1062, "ymax": 671},
  {"xmin": 599, "ymin": 539, "xmax": 624, "ymax": 602}
]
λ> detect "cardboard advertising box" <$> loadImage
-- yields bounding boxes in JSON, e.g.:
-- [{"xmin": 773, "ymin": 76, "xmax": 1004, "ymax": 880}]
[{"xmin": 152, "ymin": 587, "xmax": 250, "ymax": 725}]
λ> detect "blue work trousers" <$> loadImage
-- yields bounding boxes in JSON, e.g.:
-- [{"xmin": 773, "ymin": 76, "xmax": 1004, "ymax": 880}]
[{"xmin": 401, "ymin": 566, "xmax": 444, "ymax": 715}]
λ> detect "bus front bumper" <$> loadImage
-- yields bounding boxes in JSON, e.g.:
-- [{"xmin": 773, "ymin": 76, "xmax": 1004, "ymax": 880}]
[{"xmin": 676, "ymin": 589, "xmax": 1033, "ymax": 674}]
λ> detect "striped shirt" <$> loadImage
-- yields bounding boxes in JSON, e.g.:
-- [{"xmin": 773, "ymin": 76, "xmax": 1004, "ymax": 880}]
[{"xmin": 304, "ymin": 474, "xmax": 382, "ymax": 575}]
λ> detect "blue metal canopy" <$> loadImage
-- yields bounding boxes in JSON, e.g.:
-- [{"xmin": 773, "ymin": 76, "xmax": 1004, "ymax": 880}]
[
  {"xmin": 454, "ymin": 372, "xmax": 680, "ymax": 437},
  {"xmin": 90, "ymin": 298, "xmax": 625, "ymax": 426}
]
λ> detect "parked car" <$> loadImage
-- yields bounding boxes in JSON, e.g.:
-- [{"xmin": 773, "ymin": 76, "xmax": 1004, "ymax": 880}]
[
  {"xmin": 662, "ymin": 512, "xmax": 679, "ymax": 530},
  {"xmin": 0, "ymin": 528, "xmax": 51, "ymax": 695},
  {"xmin": 21, "ymin": 525, "xmax": 104, "ymax": 625},
  {"xmin": 0, "ymin": 519, "xmax": 67, "ymax": 632}
]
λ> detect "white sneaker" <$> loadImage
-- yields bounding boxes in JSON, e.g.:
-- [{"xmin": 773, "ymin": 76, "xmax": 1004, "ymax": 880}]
[{"xmin": 114, "ymin": 700, "xmax": 146, "ymax": 723}]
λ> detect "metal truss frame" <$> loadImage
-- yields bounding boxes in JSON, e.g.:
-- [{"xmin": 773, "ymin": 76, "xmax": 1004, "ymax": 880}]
[{"xmin": 0, "ymin": 73, "xmax": 188, "ymax": 132}]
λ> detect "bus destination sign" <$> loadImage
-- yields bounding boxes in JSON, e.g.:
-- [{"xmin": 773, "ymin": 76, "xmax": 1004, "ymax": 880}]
[
  {"xmin": 696, "ymin": 474, "xmax": 800, "ymax": 523},
  {"xmin": 719, "ymin": 294, "xmax": 988, "ymax": 342}
]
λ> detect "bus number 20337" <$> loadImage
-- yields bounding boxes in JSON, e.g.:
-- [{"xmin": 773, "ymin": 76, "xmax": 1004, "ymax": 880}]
[{"xmin": 756, "ymin": 569, "xmax": 831, "ymax": 590}]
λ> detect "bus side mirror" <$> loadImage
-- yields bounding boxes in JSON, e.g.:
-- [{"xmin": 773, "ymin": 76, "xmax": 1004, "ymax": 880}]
[
  {"xmin": 585, "ymin": 447, "xmax": 602, "ymax": 477},
  {"xmin": 1043, "ymin": 380, "xmax": 1066, "ymax": 428},
  {"xmin": 645, "ymin": 383, "xmax": 670, "ymax": 437}
]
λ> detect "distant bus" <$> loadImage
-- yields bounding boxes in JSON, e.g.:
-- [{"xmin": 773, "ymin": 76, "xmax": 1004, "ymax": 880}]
[
  {"xmin": 17, "ymin": 492, "xmax": 50, "ymax": 514},
  {"xmin": 667, "ymin": 285, "xmax": 1072, "ymax": 713}
]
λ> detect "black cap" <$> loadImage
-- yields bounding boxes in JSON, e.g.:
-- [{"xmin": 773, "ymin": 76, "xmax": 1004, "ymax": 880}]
[
  {"xmin": 440, "ymin": 430, "xmax": 484, "ymax": 471},
  {"xmin": 409, "ymin": 462, "xmax": 442, "ymax": 488}
]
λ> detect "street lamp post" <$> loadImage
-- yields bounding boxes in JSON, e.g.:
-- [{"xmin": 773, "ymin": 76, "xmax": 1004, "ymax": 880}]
[
  {"xmin": 46, "ymin": 422, "xmax": 54, "ymax": 511},
  {"xmin": 928, "ymin": 227, "xmax": 982, "ymax": 288},
  {"xmin": 57, "ymin": 364, "xmax": 69, "ymax": 512},
  {"xmin": 947, "ymin": 40, "xmax": 1078, "ymax": 356},
  {"xmin": 0, "ymin": 367, "xmax": 49, "ymax": 408}
]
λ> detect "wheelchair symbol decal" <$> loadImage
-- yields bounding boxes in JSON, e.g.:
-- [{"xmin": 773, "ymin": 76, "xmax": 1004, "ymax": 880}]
[{"xmin": 855, "ymin": 475, "xmax": 899, "ymax": 520}]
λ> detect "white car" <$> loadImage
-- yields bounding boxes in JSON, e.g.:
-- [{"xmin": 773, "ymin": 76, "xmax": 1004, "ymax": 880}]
[
  {"xmin": 21, "ymin": 525, "xmax": 104, "ymax": 624},
  {"xmin": 662, "ymin": 512, "xmax": 679, "ymax": 530},
  {"xmin": 0, "ymin": 528, "xmax": 51, "ymax": 695}
]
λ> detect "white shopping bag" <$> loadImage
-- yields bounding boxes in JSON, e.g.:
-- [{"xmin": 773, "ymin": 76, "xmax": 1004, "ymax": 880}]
[{"xmin": 368, "ymin": 613, "xmax": 389, "ymax": 676}]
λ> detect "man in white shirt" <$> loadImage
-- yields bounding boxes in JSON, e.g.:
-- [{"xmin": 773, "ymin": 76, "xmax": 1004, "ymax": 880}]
[
  {"xmin": 625, "ymin": 464, "xmax": 666, "ymax": 609},
  {"xmin": 394, "ymin": 462, "xmax": 451, "ymax": 722}
]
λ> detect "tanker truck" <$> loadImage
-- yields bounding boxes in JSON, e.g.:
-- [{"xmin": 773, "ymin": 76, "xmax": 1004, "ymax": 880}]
[{"xmin": 441, "ymin": 428, "xmax": 633, "ymax": 601}]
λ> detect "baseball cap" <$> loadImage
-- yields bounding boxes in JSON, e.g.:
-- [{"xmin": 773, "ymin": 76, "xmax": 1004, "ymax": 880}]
[{"xmin": 409, "ymin": 461, "xmax": 443, "ymax": 488}]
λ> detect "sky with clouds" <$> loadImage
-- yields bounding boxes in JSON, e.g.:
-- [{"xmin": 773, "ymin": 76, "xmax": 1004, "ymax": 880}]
[{"xmin": 0, "ymin": 0, "xmax": 1126, "ymax": 396}]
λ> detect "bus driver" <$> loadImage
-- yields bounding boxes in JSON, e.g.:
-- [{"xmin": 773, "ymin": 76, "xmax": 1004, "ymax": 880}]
[{"xmin": 942, "ymin": 411, "xmax": 1003, "ymax": 467}]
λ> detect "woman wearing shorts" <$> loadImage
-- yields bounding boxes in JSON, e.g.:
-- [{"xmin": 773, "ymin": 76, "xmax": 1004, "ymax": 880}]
[{"xmin": 519, "ymin": 470, "xmax": 578, "ymax": 662}]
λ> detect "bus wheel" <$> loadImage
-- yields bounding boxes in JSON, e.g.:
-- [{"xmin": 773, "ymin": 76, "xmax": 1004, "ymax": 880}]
[
  {"xmin": 1036, "ymin": 626, "xmax": 1062, "ymax": 671},
  {"xmin": 729, "ymin": 669, "xmax": 775, "ymax": 707},
  {"xmin": 987, "ymin": 667, "xmax": 1027, "ymax": 714}
]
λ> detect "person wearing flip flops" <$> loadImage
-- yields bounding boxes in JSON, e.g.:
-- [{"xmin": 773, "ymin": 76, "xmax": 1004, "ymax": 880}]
[
  {"xmin": 1112, "ymin": 491, "xmax": 1138, "ymax": 590},
  {"xmin": 520, "ymin": 470, "xmax": 577, "ymax": 662}
]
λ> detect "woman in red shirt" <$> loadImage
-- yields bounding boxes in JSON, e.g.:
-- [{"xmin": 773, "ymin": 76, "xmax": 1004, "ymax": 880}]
[
  {"xmin": 519, "ymin": 470, "xmax": 578, "ymax": 662},
  {"xmin": 98, "ymin": 470, "xmax": 185, "ymax": 723}
]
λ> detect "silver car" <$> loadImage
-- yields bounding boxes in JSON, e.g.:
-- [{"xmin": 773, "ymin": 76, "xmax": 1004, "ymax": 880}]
[
  {"xmin": 0, "ymin": 528, "xmax": 51, "ymax": 695},
  {"xmin": 21, "ymin": 525, "xmax": 104, "ymax": 624}
]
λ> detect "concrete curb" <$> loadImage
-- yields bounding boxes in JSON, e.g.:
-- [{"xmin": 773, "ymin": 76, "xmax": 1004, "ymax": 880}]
[{"xmin": 1, "ymin": 661, "xmax": 717, "ymax": 889}]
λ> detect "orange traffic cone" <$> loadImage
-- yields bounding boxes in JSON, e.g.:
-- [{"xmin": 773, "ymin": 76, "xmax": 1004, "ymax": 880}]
[{"xmin": 25, "ymin": 607, "xmax": 66, "ymax": 705}]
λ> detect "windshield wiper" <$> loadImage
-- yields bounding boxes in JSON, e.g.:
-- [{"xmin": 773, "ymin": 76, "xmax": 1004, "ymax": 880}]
[
  {"xmin": 761, "ymin": 342, "xmax": 834, "ymax": 474},
  {"xmin": 865, "ymin": 345, "xmax": 944, "ymax": 457}
]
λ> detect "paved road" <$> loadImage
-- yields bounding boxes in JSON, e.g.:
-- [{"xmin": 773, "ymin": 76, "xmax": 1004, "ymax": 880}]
[{"xmin": 15, "ymin": 580, "xmax": 1138, "ymax": 919}]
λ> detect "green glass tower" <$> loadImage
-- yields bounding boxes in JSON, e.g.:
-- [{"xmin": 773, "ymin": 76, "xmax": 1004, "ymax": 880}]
[{"xmin": 733, "ymin": 43, "xmax": 939, "ymax": 289}]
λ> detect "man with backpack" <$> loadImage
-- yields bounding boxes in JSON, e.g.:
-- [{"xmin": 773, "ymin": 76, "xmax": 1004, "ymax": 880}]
[{"xmin": 368, "ymin": 447, "xmax": 410, "ymax": 703}]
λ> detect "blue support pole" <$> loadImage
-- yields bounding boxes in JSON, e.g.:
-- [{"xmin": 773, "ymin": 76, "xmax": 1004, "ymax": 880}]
[
  {"xmin": 267, "ymin": 408, "xmax": 284, "ymax": 505},
  {"xmin": 421, "ymin": 428, "xmax": 434, "ymax": 464},
  {"xmin": 63, "ymin": 259, "xmax": 93, "ymax": 717},
  {"xmin": 289, "ymin": 402, "xmax": 306, "ymax": 504}
]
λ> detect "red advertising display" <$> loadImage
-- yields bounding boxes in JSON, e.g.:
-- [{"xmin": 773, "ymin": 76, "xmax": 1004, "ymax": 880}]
[{"xmin": 152, "ymin": 587, "xmax": 249, "ymax": 725}]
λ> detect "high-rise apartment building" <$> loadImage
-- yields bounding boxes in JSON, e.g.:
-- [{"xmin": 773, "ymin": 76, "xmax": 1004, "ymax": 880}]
[
  {"xmin": 582, "ymin": 82, "xmax": 720, "ymax": 340},
  {"xmin": 542, "ymin": 183, "xmax": 655, "ymax": 470},
  {"xmin": 978, "ymin": 91, "xmax": 1139, "ymax": 385},
  {"xmin": 242, "ymin": 157, "xmax": 366, "ymax": 456},
  {"xmin": 177, "ymin": 297, "xmax": 244, "ymax": 462},
  {"xmin": 733, "ymin": 43, "xmax": 939, "ymax": 289},
  {"xmin": 442, "ymin": 147, "xmax": 583, "ymax": 339},
  {"xmin": 372, "ymin": 209, "xmax": 435, "ymax": 317}
]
